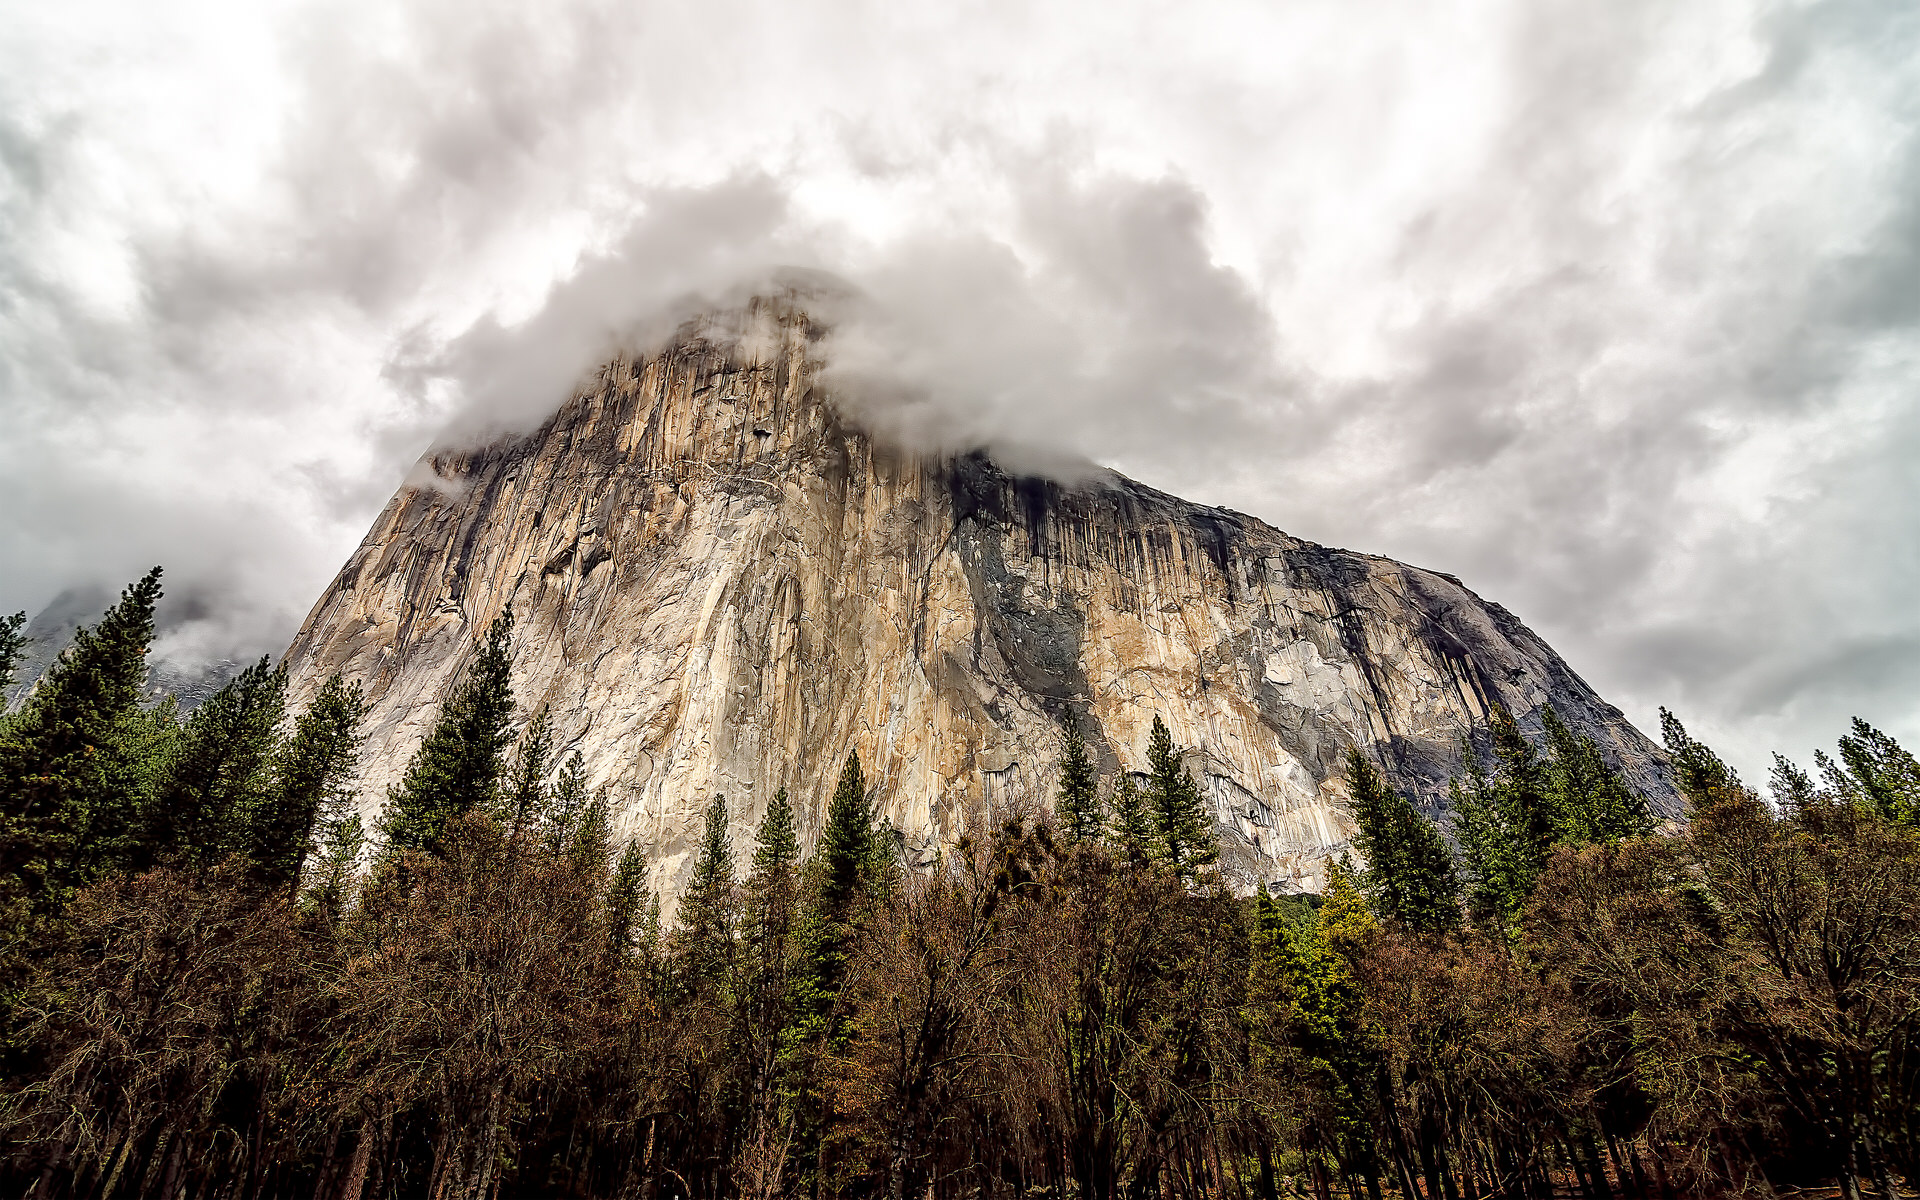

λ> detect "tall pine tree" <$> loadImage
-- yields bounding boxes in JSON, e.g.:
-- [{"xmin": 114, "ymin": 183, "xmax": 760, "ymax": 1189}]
[
  {"xmin": 379, "ymin": 608, "xmax": 516, "ymax": 859},
  {"xmin": 1055, "ymin": 718, "xmax": 1103, "ymax": 842},
  {"xmin": 1660, "ymin": 707, "xmax": 1739, "ymax": 810},
  {"xmin": 674, "ymin": 793, "xmax": 737, "ymax": 988},
  {"xmin": 248, "ymin": 672, "xmax": 366, "ymax": 894},
  {"xmin": 144, "ymin": 656, "xmax": 287, "ymax": 871},
  {"xmin": 1144, "ymin": 716, "xmax": 1216, "ymax": 881},
  {"xmin": 1343, "ymin": 748, "xmax": 1458, "ymax": 934},
  {"xmin": 0, "ymin": 568, "xmax": 165, "ymax": 932},
  {"xmin": 1540, "ymin": 705, "xmax": 1651, "ymax": 843},
  {"xmin": 605, "ymin": 841, "xmax": 651, "ymax": 964},
  {"xmin": 1107, "ymin": 773, "xmax": 1154, "ymax": 863}
]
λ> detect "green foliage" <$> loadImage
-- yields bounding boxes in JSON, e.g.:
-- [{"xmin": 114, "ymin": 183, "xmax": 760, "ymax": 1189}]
[
  {"xmin": 1143, "ymin": 715, "xmax": 1216, "ymax": 881},
  {"xmin": 751, "ymin": 786, "xmax": 799, "ymax": 881},
  {"xmin": 568, "ymin": 785, "xmax": 613, "ymax": 878},
  {"xmin": 605, "ymin": 840, "xmax": 650, "ymax": 963},
  {"xmin": 544, "ymin": 749, "xmax": 590, "ymax": 855},
  {"xmin": 1830, "ymin": 717, "xmax": 1920, "ymax": 824},
  {"xmin": 304, "ymin": 808, "xmax": 365, "ymax": 920},
  {"xmin": 676, "ymin": 793, "xmax": 736, "ymax": 985},
  {"xmin": 248, "ymin": 672, "xmax": 366, "ymax": 894},
  {"xmin": 1106, "ymin": 771, "xmax": 1153, "ymax": 862},
  {"xmin": 1456, "ymin": 705, "xmax": 1653, "ymax": 935},
  {"xmin": 1660, "ymin": 705, "xmax": 1739, "ymax": 808},
  {"xmin": 1054, "ymin": 718, "xmax": 1102, "ymax": 841},
  {"xmin": 0, "ymin": 568, "xmax": 165, "ymax": 936},
  {"xmin": 379, "ymin": 608, "xmax": 516, "ymax": 858},
  {"xmin": 503, "ymin": 705, "xmax": 554, "ymax": 838},
  {"xmin": 145, "ymin": 656, "xmax": 288, "ymax": 871},
  {"xmin": 1344, "ymin": 747, "xmax": 1458, "ymax": 934},
  {"xmin": 1541, "ymin": 705, "xmax": 1652, "ymax": 842}
]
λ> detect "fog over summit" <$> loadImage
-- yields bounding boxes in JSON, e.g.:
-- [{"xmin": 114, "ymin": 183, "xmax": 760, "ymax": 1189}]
[{"xmin": 3, "ymin": 0, "xmax": 1919, "ymax": 778}]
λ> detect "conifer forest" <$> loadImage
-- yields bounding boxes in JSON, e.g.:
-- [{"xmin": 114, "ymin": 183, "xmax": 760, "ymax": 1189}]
[{"xmin": 3, "ymin": 570, "xmax": 1919, "ymax": 1200}]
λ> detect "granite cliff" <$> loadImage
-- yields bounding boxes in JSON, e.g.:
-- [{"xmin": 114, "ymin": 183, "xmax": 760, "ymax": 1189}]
[{"xmin": 282, "ymin": 299, "xmax": 1675, "ymax": 899}]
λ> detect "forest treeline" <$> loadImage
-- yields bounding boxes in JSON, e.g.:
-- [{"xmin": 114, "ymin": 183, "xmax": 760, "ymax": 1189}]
[{"xmin": 2, "ymin": 570, "xmax": 1919, "ymax": 1200}]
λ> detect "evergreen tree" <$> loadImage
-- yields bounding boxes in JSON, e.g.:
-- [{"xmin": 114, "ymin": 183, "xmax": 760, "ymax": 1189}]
[
  {"xmin": 1107, "ymin": 773, "xmax": 1154, "ymax": 863},
  {"xmin": 743, "ymin": 788, "xmax": 801, "ymax": 1061},
  {"xmin": 1660, "ymin": 707, "xmax": 1739, "ymax": 809},
  {"xmin": 379, "ymin": 608, "xmax": 516, "ymax": 858},
  {"xmin": 1144, "ymin": 716, "xmax": 1216, "ymax": 881},
  {"xmin": 569, "ymin": 785, "xmax": 613, "ymax": 878},
  {"xmin": 1452, "ymin": 747, "xmax": 1532, "ymax": 934},
  {"xmin": 1343, "ymin": 748, "xmax": 1458, "ymax": 934},
  {"xmin": 1830, "ymin": 718, "xmax": 1920, "ymax": 824},
  {"xmin": 812, "ymin": 751, "xmax": 871, "ymax": 920},
  {"xmin": 503, "ymin": 705, "xmax": 554, "ymax": 839},
  {"xmin": 1769, "ymin": 752, "xmax": 1821, "ymax": 812},
  {"xmin": 784, "ymin": 753, "xmax": 877, "ymax": 1055},
  {"xmin": 1488, "ymin": 705, "xmax": 1555, "ymax": 852},
  {"xmin": 544, "ymin": 750, "xmax": 590, "ymax": 856},
  {"xmin": 605, "ymin": 841, "xmax": 650, "ymax": 963},
  {"xmin": 0, "ymin": 610, "xmax": 26, "ymax": 698},
  {"xmin": 1540, "ymin": 705, "xmax": 1652, "ymax": 842},
  {"xmin": 0, "ymin": 568, "xmax": 164, "ymax": 932},
  {"xmin": 751, "ymin": 786, "xmax": 800, "ymax": 884},
  {"xmin": 248, "ymin": 672, "xmax": 366, "ymax": 894},
  {"xmin": 675, "ymin": 793, "xmax": 736, "ymax": 987},
  {"xmin": 1055, "ymin": 718, "xmax": 1103, "ymax": 842},
  {"xmin": 145, "ymin": 656, "xmax": 288, "ymax": 871}
]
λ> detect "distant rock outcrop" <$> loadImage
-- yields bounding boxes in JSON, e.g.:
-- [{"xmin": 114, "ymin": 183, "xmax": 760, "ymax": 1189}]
[{"xmin": 283, "ymin": 299, "xmax": 1676, "ymax": 900}]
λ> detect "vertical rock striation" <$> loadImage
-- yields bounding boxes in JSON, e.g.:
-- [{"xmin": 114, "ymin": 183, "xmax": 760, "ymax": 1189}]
[{"xmin": 283, "ymin": 299, "xmax": 1675, "ymax": 898}]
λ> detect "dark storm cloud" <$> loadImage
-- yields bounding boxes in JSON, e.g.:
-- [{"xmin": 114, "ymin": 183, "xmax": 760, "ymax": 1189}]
[{"xmin": 2, "ymin": 0, "xmax": 1917, "ymax": 775}]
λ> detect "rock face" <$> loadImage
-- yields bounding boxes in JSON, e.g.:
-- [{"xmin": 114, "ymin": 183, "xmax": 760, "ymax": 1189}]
[{"xmin": 283, "ymin": 300, "xmax": 1675, "ymax": 900}]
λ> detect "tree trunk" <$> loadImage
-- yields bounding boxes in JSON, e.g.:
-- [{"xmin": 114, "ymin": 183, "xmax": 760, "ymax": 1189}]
[{"xmin": 337, "ymin": 1120, "xmax": 375, "ymax": 1200}]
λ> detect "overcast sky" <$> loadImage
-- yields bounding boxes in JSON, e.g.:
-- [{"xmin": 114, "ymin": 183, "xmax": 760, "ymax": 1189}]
[{"xmin": 2, "ymin": 0, "xmax": 1916, "ymax": 779}]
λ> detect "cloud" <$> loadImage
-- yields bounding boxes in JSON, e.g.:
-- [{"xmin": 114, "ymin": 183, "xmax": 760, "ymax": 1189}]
[{"xmin": 1, "ymin": 0, "xmax": 1918, "ymax": 779}]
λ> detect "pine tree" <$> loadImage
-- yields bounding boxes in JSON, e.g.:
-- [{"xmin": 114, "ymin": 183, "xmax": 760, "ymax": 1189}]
[
  {"xmin": 812, "ymin": 751, "xmax": 871, "ymax": 920},
  {"xmin": 1832, "ymin": 718, "xmax": 1920, "ymax": 825},
  {"xmin": 1541, "ymin": 706, "xmax": 1652, "ymax": 843},
  {"xmin": 1769, "ymin": 752, "xmax": 1821, "ymax": 812},
  {"xmin": 1346, "ymin": 749, "xmax": 1403, "ymax": 904},
  {"xmin": 145, "ymin": 656, "xmax": 288, "ymax": 871},
  {"xmin": 544, "ymin": 750, "xmax": 590, "ymax": 856},
  {"xmin": 743, "ymin": 788, "xmax": 801, "ymax": 1075},
  {"xmin": 503, "ymin": 705, "xmax": 554, "ymax": 840},
  {"xmin": 1488, "ymin": 705, "xmax": 1555, "ymax": 853},
  {"xmin": 248, "ymin": 672, "xmax": 366, "ymax": 894},
  {"xmin": 1452, "ymin": 747, "xmax": 1531, "ymax": 934},
  {"xmin": 1055, "ymin": 718, "xmax": 1103, "ymax": 842},
  {"xmin": 1344, "ymin": 748, "xmax": 1458, "ymax": 934},
  {"xmin": 784, "ymin": 753, "xmax": 877, "ymax": 1056},
  {"xmin": 379, "ymin": 608, "xmax": 516, "ymax": 858},
  {"xmin": 675, "ymin": 793, "xmax": 736, "ymax": 987},
  {"xmin": 1107, "ymin": 772, "xmax": 1154, "ymax": 863},
  {"xmin": 569, "ymin": 785, "xmax": 613, "ymax": 878},
  {"xmin": 1144, "ymin": 716, "xmax": 1216, "ymax": 881},
  {"xmin": 0, "ymin": 568, "xmax": 164, "ymax": 931},
  {"xmin": 1660, "ymin": 707, "xmax": 1739, "ymax": 809},
  {"xmin": 605, "ymin": 841, "xmax": 651, "ymax": 963},
  {"xmin": 0, "ymin": 610, "xmax": 26, "ymax": 697},
  {"xmin": 751, "ymin": 786, "xmax": 800, "ymax": 884}
]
